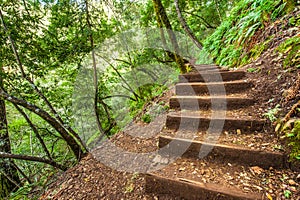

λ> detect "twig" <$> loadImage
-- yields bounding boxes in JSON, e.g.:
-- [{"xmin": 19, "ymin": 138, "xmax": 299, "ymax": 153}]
[{"xmin": 282, "ymin": 100, "xmax": 300, "ymax": 123}]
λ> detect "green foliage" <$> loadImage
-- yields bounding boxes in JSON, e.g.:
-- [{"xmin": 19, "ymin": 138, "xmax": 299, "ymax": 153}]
[
  {"xmin": 204, "ymin": 0, "xmax": 292, "ymax": 67},
  {"xmin": 141, "ymin": 114, "xmax": 152, "ymax": 123},
  {"xmin": 263, "ymin": 104, "xmax": 281, "ymax": 122},
  {"xmin": 276, "ymin": 36, "xmax": 300, "ymax": 68},
  {"xmin": 247, "ymin": 67, "xmax": 258, "ymax": 73},
  {"xmin": 284, "ymin": 189, "xmax": 292, "ymax": 199},
  {"xmin": 282, "ymin": 120, "xmax": 300, "ymax": 161}
]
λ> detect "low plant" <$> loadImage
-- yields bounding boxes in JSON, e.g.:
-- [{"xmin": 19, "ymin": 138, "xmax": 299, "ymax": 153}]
[
  {"xmin": 280, "ymin": 119, "xmax": 300, "ymax": 161},
  {"xmin": 263, "ymin": 104, "xmax": 281, "ymax": 122}
]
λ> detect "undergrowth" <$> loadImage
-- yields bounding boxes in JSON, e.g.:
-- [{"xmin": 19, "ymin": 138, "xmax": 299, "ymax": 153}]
[{"xmin": 203, "ymin": 0, "xmax": 297, "ymax": 67}]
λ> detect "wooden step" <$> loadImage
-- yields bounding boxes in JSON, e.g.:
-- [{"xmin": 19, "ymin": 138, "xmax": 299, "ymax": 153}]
[
  {"xmin": 166, "ymin": 113, "xmax": 267, "ymax": 133},
  {"xmin": 145, "ymin": 155, "xmax": 298, "ymax": 199},
  {"xmin": 145, "ymin": 173, "xmax": 261, "ymax": 200},
  {"xmin": 175, "ymin": 80, "xmax": 253, "ymax": 96},
  {"xmin": 158, "ymin": 136, "xmax": 286, "ymax": 169},
  {"xmin": 179, "ymin": 71, "xmax": 246, "ymax": 83},
  {"xmin": 169, "ymin": 96, "xmax": 254, "ymax": 110}
]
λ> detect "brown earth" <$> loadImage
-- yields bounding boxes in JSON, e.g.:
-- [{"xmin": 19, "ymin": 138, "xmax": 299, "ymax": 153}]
[{"xmin": 39, "ymin": 11, "xmax": 300, "ymax": 200}]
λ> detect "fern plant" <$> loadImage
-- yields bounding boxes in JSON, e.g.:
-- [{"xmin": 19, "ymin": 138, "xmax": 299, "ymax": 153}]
[{"xmin": 204, "ymin": 0, "xmax": 292, "ymax": 68}]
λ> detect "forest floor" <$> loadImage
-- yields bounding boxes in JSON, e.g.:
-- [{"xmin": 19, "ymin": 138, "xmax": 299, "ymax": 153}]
[
  {"xmin": 39, "ymin": 62, "xmax": 299, "ymax": 200},
  {"xmin": 39, "ymin": 14, "xmax": 300, "ymax": 199},
  {"xmin": 39, "ymin": 89, "xmax": 174, "ymax": 200}
]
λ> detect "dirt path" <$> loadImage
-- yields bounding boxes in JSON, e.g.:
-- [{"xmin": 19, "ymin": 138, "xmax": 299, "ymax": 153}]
[{"xmin": 40, "ymin": 66, "xmax": 299, "ymax": 200}]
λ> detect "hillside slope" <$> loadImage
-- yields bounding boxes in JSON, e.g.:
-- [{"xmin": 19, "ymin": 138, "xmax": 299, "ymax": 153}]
[
  {"xmin": 204, "ymin": 0, "xmax": 300, "ymax": 163},
  {"xmin": 39, "ymin": 1, "xmax": 300, "ymax": 200}
]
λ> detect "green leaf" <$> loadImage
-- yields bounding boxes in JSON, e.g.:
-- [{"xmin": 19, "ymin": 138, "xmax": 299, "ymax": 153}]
[
  {"xmin": 247, "ymin": 68, "xmax": 257, "ymax": 73},
  {"xmin": 284, "ymin": 190, "xmax": 292, "ymax": 198}
]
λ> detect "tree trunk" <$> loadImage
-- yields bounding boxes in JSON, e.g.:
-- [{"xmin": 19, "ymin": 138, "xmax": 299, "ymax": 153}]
[
  {"xmin": 0, "ymin": 68, "xmax": 20, "ymax": 198},
  {"xmin": 152, "ymin": 0, "xmax": 187, "ymax": 73},
  {"xmin": 174, "ymin": 0, "xmax": 203, "ymax": 50}
]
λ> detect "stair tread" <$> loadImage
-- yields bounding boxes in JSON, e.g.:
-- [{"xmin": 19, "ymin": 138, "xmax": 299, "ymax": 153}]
[
  {"xmin": 177, "ymin": 79, "xmax": 250, "ymax": 86},
  {"xmin": 160, "ymin": 130, "xmax": 281, "ymax": 153},
  {"xmin": 170, "ymin": 95, "xmax": 253, "ymax": 99},
  {"xmin": 146, "ymin": 173, "xmax": 260, "ymax": 200},
  {"xmin": 158, "ymin": 134, "xmax": 285, "ymax": 169},
  {"xmin": 147, "ymin": 156, "xmax": 298, "ymax": 199},
  {"xmin": 185, "ymin": 70, "xmax": 245, "ymax": 75},
  {"xmin": 167, "ymin": 110, "xmax": 265, "ymax": 121}
]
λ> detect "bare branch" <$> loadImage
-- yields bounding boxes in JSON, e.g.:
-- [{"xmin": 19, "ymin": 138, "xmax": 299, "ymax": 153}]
[
  {"xmin": 174, "ymin": 0, "xmax": 203, "ymax": 50},
  {"xmin": 101, "ymin": 95, "xmax": 136, "ymax": 101},
  {"xmin": 10, "ymin": 161, "xmax": 32, "ymax": 184},
  {"xmin": 0, "ymin": 152, "xmax": 67, "ymax": 171},
  {"xmin": 182, "ymin": 11, "xmax": 217, "ymax": 29}
]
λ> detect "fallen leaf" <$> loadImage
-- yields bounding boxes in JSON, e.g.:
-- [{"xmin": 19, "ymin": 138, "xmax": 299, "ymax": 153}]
[
  {"xmin": 250, "ymin": 166, "xmax": 264, "ymax": 175},
  {"xmin": 179, "ymin": 167, "xmax": 186, "ymax": 171},
  {"xmin": 266, "ymin": 193, "xmax": 273, "ymax": 200},
  {"xmin": 288, "ymin": 179, "xmax": 297, "ymax": 186}
]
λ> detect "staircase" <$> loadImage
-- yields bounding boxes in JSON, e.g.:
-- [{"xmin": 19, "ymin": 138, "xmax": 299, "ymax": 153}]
[{"xmin": 145, "ymin": 65, "xmax": 297, "ymax": 199}]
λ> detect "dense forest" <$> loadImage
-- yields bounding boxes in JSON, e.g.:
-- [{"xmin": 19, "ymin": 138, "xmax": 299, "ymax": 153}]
[{"xmin": 0, "ymin": 0, "xmax": 299, "ymax": 199}]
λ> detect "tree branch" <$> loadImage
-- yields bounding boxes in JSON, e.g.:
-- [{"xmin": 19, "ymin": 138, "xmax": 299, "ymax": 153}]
[
  {"xmin": 0, "ymin": 152, "xmax": 67, "ymax": 171},
  {"xmin": 174, "ymin": 0, "xmax": 203, "ymax": 50},
  {"xmin": 182, "ymin": 11, "xmax": 217, "ymax": 29},
  {"xmin": 101, "ymin": 95, "xmax": 136, "ymax": 101},
  {"xmin": 84, "ymin": 0, "xmax": 107, "ymax": 141},
  {"xmin": 97, "ymin": 54, "xmax": 141, "ymax": 100},
  {"xmin": 0, "ymin": 90, "xmax": 83, "ymax": 159},
  {"xmin": 10, "ymin": 161, "xmax": 32, "ymax": 184}
]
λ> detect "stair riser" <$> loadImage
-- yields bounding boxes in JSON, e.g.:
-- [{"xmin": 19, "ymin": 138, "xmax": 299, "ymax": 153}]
[
  {"xmin": 145, "ymin": 174, "xmax": 260, "ymax": 200},
  {"xmin": 179, "ymin": 71, "xmax": 245, "ymax": 83},
  {"xmin": 176, "ymin": 82, "xmax": 252, "ymax": 95},
  {"xmin": 166, "ymin": 115, "xmax": 266, "ymax": 133},
  {"xmin": 159, "ymin": 136, "xmax": 286, "ymax": 169},
  {"xmin": 169, "ymin": 98, "xmax": 254, "ymax": 110}
]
